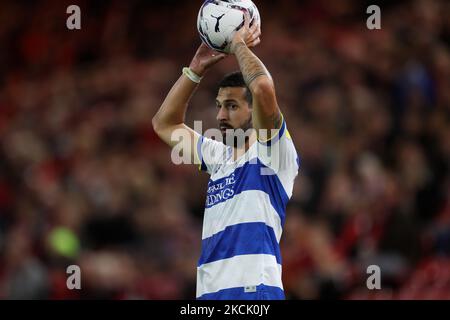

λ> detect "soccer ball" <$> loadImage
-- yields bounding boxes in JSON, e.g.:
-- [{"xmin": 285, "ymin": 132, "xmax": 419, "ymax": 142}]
[{"xmin": 197, "ymin": 0, "xmax": 261, "ymax": 53}]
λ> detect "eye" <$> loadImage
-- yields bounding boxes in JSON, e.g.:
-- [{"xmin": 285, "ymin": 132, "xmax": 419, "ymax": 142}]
[{"xmin": 229, "ymin": 104, "xmax": 238, "ymax": 110}]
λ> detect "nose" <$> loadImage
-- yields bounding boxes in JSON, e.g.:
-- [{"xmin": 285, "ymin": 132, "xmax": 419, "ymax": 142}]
[{"xmin": 216, "ymin": 106, "xmax": 228, "ymax": 122}]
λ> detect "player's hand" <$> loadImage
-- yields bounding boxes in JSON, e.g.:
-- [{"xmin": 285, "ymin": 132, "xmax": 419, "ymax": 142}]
[
  {"xmin": 189, "ymin": 43, "xmax": 227, "ymax": 77},
  {"xmin": 230, "ymin": 11, "xmax": 261, "ymax": 53}
]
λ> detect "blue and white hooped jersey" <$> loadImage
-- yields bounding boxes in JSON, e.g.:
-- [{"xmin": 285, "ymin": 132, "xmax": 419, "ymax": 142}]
[{"xmin": 195, "ymin": 118, "xmax": 300, "ymax": 300}]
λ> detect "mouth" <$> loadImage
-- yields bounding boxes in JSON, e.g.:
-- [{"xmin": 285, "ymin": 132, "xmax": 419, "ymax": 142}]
[{"xmin": 220, "ymin": 125, "xmax": 233, "ymax": 133}]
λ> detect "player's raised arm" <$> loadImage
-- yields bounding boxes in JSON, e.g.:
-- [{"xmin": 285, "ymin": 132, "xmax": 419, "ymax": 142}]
[
  {"xmin": 230, "ymin": 12, "xmax": 282, "ymax": 139},
  {"xmin": 151, "ymin": 44, "xmax": 226, "ymax": 163}
]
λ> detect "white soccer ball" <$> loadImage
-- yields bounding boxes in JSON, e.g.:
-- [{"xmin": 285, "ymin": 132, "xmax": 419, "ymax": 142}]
[{"xmin": 197, "ymin": 0, "xmax": 261, "ymax": 53}]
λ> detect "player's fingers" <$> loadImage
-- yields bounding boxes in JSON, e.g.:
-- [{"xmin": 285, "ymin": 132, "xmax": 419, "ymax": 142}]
[
  {"xmin": 249, "ymin": 21, "xmax": 260, "ymax": 37},
  {"xmin": 251, "ymin": 38, "xmax": 261, "ymax": 48},
  {"xmin": 248, "ymin": 37, "xmax": 261, "ymax": 48},
  {"xmin": 243, "ymin": 11, "xmax": 251, "ymax": 29},
  {"xmin": 210, "ymin": 53, "xmax": 227, "ymax": 63},
  {"xmin": 249, "ymin": 27, "xmax": 261, "ymax": 41},
  {"xmin": 246, "ymin": 27, "xmax": 261, "ymax": 43},
  {"xmin": 216, "ymin": 53, "xmax": 227, "ymax": 60},
  {"xmin": 246, "ymin": 34, "xmax": 259, "ymax": 45},
  {"xmin": 249, "ymin": 18, "xmax": 258, "ymax": 33}
]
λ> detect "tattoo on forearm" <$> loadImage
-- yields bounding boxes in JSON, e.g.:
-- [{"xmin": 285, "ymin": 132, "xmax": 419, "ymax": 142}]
[
  {"xmin": 234, "ymin": 42, "xmax": 268, "ymax": 86},
  {"xmin": 246, "ymin": 71, "xmax": 267, "ymax": 86}
]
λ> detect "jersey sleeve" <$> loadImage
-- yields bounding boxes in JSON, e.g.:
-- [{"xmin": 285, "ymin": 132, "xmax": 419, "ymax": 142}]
[{"xmin": 257, "ymin": 116, "xmax": 300, "ymax": 197}]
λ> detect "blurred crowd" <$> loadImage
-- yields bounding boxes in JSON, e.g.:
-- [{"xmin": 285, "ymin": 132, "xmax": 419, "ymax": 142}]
[{"xmin": 0, "ymin": 0, "xmax": 449, "ymax": 299}]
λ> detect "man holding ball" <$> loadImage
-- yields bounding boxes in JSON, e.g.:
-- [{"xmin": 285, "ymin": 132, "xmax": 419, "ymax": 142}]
[{"xmin": 152, "ymin": 12, "xmax": 299, "ymax": 300}]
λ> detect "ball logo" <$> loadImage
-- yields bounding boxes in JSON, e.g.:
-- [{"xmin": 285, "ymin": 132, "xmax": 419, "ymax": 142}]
[{"xmin": 211, "ymin": 14, "xmax": 226, "ymax": 32}]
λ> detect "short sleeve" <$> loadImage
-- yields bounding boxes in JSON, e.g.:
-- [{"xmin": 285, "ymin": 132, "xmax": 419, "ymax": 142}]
[
  {"xmin": 257, "ymin": 118, "xmax": 300, "ymax": 197},
  {"xmin": 196, "ymin": 135, "xmax": 229, "ymax": 175}
]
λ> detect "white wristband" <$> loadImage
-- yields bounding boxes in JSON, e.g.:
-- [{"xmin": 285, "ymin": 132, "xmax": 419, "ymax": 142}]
[{"xmin": 183, "ymin": 67, "xmax": 202, "ymax": 84}]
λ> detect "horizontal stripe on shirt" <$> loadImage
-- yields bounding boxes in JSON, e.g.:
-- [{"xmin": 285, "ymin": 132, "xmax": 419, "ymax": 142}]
[
  {"xmin": 198, "ymin": 222, "xmax": 281, "ymax": 266},
  {"xmin": 204, "ymin": 159, "xmax": 289, "ymax": 227},
  {"xmin": 196, "ymin": 254, "xmax": 282, "ymax": 298},
  {"xmin": 202, "ymin": 190, "xmax": 283, "ymax": 241}
]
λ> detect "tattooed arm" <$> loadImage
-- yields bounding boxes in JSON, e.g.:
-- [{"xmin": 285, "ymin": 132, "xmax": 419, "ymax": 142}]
[{"xmin": 230, "ymin": 12, "xmax": 282, "ymax": 137}]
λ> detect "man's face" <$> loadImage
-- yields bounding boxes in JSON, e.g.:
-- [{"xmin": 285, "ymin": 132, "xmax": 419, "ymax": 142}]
[{"xmin": 216, "ymin": 87, "xmax": 252, "ymax": 146}]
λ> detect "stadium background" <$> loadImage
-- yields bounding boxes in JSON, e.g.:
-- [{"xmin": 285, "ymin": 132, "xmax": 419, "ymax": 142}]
[{"xmin": 0, "ymin": 0, "xmax": 449, "ymax": 299}]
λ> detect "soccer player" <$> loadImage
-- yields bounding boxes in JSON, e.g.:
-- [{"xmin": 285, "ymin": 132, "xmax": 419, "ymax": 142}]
[{"xmin": 152, "ymin": 13, "xmax": 299, "ymax": 300}]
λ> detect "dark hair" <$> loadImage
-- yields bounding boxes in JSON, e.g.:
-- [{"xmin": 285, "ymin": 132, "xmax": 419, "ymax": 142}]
[{"xmin": 218, "ymin": 71, "xmax": 252, "ymax": 105}]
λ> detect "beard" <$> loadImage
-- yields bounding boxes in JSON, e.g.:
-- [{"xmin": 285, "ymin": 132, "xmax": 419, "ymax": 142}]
[{"xmin": 221, "ymin": 116, "xmax": 253, "ymax": 148}]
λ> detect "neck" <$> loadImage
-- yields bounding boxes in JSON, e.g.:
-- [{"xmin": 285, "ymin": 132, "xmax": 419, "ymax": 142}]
[{"xmin": 233, "ymin": 129, "xmax": 256, "ymax": 161}]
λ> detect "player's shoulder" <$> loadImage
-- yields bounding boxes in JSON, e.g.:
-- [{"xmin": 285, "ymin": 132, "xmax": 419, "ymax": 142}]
[
  {"xmin": 197, "ymin": 135, "xmax": 230, "ymax": 174},
  {"xmin": 257, "ymin": 115, "xmax": 296, "ymax": 149},
  {"xmin": 256, "ymin": 117, "xmax": 300, "ymax": 174}
]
